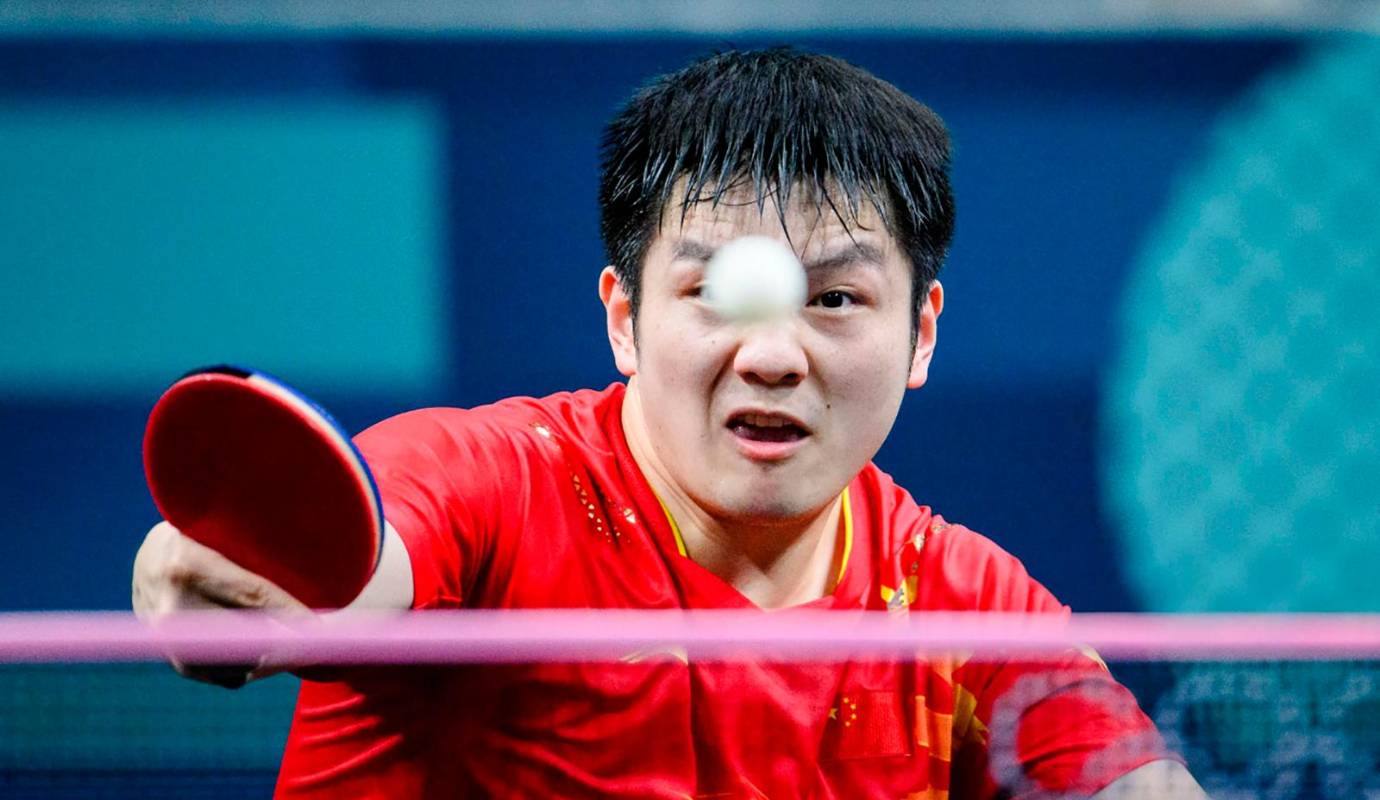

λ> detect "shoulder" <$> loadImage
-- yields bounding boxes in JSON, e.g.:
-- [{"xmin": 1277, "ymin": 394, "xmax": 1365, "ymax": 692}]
[
  {"xmin": 917, "ymin": 518, "xmax": 1063, "ymax": 613},
  {"xmin": 345, "ymin": 385, "xmax": 627, "ymax": 609},
  {"xmin": 855, "ymin": 464, "xmax": 1064, "ymax": 614},
  {"xmin": 355, "ymin": 384, "xmax": 623, "ymax": 468}
]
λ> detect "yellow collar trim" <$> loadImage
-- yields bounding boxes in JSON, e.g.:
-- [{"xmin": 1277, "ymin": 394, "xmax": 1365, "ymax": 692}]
[
  {"xmin": 656, "ymin": 494, "xmax": 690, "ymax": 557},
  {"xmin": 655, "ymin": 488, "xmax": 854, "ymax": 582},
  {"xmin": 837, "ymin": 487, "xmax": 853, "ymax": 584}
]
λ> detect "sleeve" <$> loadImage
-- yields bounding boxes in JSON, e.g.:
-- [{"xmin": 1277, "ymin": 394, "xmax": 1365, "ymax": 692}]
[
  {"xmin": 934, "ymin": 526, "xmax": 1178, "ymax": 799},
  {"xmin": 353, "ymin": 406, "xmax": 541, "ymax": 610},
  {"xmin": 273, "ymin": 406, "xmax": 550, "ymax": 798}
]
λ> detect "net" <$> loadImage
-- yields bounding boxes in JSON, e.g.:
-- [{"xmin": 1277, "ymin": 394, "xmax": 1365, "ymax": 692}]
[{"xmin": 2, "ymin": 611, "xmax": 1377, "ymax": 799}]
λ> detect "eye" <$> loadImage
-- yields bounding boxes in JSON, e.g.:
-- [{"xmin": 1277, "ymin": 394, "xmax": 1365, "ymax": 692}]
[{"xmin": 812, "ymin": 290, "xmax": 857, "ymax": 309}]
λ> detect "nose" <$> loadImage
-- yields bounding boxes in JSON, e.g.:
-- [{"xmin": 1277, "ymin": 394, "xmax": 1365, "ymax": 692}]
[{"xmin": 731, "ymin": 320, "xmax": 808, "ymax": 387}]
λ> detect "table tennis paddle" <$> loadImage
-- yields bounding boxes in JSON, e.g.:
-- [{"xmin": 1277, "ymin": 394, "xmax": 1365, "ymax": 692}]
[{"xmin": 143, "ymin": 365, "xmax": 383, "ymax": 610}]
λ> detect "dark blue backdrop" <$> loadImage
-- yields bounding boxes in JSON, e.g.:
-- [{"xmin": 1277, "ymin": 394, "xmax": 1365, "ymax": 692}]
[{"xmin": 0, "ymin": 36, "xmax": 1297, "ymax": 612}]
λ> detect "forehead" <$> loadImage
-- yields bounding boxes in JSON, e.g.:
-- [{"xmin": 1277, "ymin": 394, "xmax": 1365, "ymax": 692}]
[{"xmin": 656, "ymin": 181, "xmax": 894, "ymax": 254}]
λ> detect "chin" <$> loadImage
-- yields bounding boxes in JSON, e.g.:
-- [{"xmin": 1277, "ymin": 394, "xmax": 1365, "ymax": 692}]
[{"xmin": 715, "ymin": 488, "xmax": 818, "ymax": 524}]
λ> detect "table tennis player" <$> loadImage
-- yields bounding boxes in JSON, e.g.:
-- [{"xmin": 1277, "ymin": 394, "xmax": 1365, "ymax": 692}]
[{"xmin": 133, "ymin": 48, "xmax": 1206, "ymax": 798}]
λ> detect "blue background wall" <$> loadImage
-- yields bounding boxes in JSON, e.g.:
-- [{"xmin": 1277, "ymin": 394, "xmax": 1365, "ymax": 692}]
[{"xmin": 0, "ymin": 36, "xmax": 1299, "ymax": 612}]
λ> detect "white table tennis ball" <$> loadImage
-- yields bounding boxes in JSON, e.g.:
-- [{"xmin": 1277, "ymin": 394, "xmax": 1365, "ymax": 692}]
[{"xmin": 702, "ymin": 235, "xmax": 808, "ymax": 322}]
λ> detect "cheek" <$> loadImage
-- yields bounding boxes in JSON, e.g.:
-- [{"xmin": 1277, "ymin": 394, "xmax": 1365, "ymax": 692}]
[
  {"xmin": 824, "ymin": 328, "xmax": 913, "ymax": 403},
  {"xmin": 636, "ymin": 319, "xmax": 732, "ymax": 429},
  {"xmin": 643, "ymin": 318, "xmax": 730, "ymax": 381},
  {"xmin": 817, "ymin": 332, "xmax": 913, "ymax": 456}
]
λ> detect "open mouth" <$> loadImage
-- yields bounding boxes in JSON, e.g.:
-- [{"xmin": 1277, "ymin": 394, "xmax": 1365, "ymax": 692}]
[{"xmin": 726, "ymin": 412, "xmax": 810, "ymax": 444}]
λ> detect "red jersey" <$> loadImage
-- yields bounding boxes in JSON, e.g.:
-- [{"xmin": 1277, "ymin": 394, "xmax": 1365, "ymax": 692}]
[{"xmin": 276, "ymin": 384, "xmax": 1171, "ymax": 798}]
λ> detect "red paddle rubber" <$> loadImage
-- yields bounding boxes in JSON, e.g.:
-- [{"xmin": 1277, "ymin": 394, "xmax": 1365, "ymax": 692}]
[{"xmin": 144, "ymin": 369, "xmax": 381, "ymax": 609}]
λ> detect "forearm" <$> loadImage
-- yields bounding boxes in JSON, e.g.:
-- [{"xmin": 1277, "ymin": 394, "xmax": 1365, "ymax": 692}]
[{"xmin": 331, "ymin": 521, "xmax": 414, "ymax": 612}]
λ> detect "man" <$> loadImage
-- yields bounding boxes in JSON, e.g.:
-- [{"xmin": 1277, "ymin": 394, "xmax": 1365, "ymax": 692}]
[{"xmin": 133, "ymin": 48, "xmax": 1205, "ymax": 798}]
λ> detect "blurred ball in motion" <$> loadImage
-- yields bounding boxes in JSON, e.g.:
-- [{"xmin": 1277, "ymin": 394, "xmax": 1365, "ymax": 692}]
[{"xmin": 703, "ymin": 236, "xmax": 807, "ymax": 322}]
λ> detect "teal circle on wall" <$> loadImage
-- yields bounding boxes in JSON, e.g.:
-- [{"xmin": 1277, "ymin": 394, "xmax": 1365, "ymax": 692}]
[{"xmin": 1103, "ymin": 38, "xmax": 1380, "ymax": 612}]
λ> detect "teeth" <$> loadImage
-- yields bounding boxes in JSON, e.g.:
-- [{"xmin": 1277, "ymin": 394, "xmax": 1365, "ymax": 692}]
[{"xmin": 742, "ymin": 413, "xmax": 792, "ymax": 428}]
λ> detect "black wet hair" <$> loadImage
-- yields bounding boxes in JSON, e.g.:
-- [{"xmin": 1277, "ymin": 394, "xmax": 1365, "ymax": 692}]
[{"xmin": 598, "ymin": 47, "xmax": 955, "ymax": 332}]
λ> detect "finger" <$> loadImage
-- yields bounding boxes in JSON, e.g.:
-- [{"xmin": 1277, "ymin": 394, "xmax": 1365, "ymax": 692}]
[
  {"xmin": 154, "ymin": 590, "xmax": 265, "ymax": 689},
  {"xmin": 139, "ymin": 522, "xmax": 312, "ymax": 615},
  {"xmin": 171, "ymin": 562, "xmax": 310, "ymax": 615},
  {"xmin": 133, "ymin": 521, "xmax": 183, "ymax": 617},
  {"xmin": 200, "ymin": 666, "xmax": 254, "ymax": 690},
  {"xmin": 169, "ymin": 537, "xmax": 310, "ymax": 612},
  {"xmin": 170, "ymin": 657, "xmax": 257, "ymax": 690}
]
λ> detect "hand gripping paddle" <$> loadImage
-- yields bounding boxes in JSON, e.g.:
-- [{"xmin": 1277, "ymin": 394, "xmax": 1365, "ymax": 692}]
[{"xmin": 143, "ymin": 366, "xmax": 383, "ymax": 610}]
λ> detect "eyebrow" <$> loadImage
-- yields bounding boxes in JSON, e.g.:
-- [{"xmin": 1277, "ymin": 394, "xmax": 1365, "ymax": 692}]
[
  {"xmin": 803, "ymin": 241, "xmax": 887, "ymax": 273},
  {"xmin": 672, "ymin": 239, "xmax": 717, "ymax": 263},
  {"xmin": 672, "ymin": 239, "xmax": 886, "ymax": 273}
]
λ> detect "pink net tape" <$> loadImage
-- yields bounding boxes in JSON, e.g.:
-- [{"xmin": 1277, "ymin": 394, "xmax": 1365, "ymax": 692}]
[{"xmin": 2, "ymin": 611, "xmax": 1379, "ymax": 664}]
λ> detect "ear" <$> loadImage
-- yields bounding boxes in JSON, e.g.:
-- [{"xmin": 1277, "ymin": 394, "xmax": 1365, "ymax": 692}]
[
  {"xmin": 906, "ymin": 280, "xmax": 944, "ymax": 389},
  {"xmin": 599, "ymin": 266, "xmax": 638, "ymax": 377}
]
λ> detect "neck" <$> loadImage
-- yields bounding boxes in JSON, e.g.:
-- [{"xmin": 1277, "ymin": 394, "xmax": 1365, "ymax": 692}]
[{"xmin": 621, "ymin": 380, "xmax": 845, "ymax": 609}]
